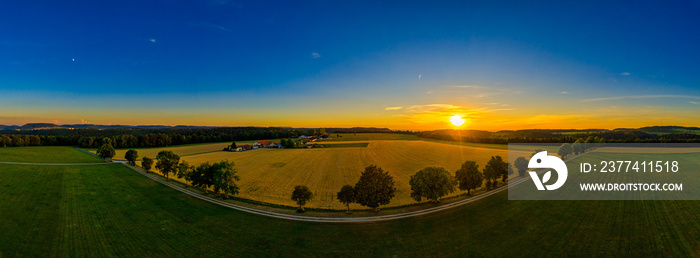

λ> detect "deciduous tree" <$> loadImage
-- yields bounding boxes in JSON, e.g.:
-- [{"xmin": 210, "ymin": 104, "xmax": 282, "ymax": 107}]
[
  {"xmin": 558, "ymin": 143, "xmax": 573, "ymax": 159},
  {"xmin": 192, "ymin": 162, "xmax": 214, "ymax": 193},
  {"xmin": 177, "ymin": 161, "xmax": 194, "ymax": 186},
  {"xmin": 483, "ymin": 156, "xmax": 508, "ymax": 189},
  {"xmin": 141, "ymin": 157, "xmax": 153, "ymax": 172},
  {"xmin": 409, "ymin": 166, "xmax": 456, "ymax": 202},
  {"xmin": 125, "ymin": 149, "xmax": 138, "ymax": 166},
  {"xmin": 572, "ymin": 139, "xmax": 583, "ymax": 155},
  {"xmin": 514, "ymin": 157, "xmax": 529, "ymax": 176},
  {"xmin": 455, "ymin": 161, "xmax": 483, "ymax": 195},
  {"xmin": 354, "ymin": 165, "xmax": 396, "ymax": 212},
  {"xmin": 96, "ymin": 143, "xmax": 116, "ymax": 160},
  {"xmin": 336, "ymin": 185, "xmax": 356, "ymax": 213},
  {"xmin": 291, "ymin": 185, "xmax": 313, "ymax": 212},
  {"xmin": 212, "ymin": 160, "xmax": 240, "ymax": 198},
  {"xmin": 155, "ymin": 150, "xmax": 180, "ymax": 180}
]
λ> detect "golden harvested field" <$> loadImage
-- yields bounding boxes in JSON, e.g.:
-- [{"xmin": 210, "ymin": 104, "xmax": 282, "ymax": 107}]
[
  {"xmin": 91, "ymin": 140, "xmax": 270, "ymax": 160},
  {"xmin": 100, "ymin": 138, "xmax": 532, "ymax": 209}
]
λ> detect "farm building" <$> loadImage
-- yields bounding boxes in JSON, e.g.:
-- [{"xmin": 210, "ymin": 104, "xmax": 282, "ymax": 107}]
[
  {"xmin": 253, "ymin": 140, "xmax": 271, "ymax": 148},
  {"xmin": 232, "ymin": 144, "xmax": 252, "ymax": 152}
]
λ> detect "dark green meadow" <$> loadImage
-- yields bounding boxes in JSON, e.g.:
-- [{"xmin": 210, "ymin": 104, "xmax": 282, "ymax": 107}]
[
  {"xmin": 0, "ymin": 147, "xmax": 698, "ymax": 256},
  {"xmin": 0, "ymin": 146, "xmax": 103, "ymax": 163}
]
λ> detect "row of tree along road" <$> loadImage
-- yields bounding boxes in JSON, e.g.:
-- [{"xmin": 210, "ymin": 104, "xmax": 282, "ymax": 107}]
[{"xmin": 94, "ymin": 138, "xmax": 596, "ymax": 213}]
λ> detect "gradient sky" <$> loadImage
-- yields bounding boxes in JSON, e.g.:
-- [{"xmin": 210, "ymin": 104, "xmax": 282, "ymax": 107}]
[{"xmin": 1, "ymin": 1, "xmax": 699, "ymax": 130}]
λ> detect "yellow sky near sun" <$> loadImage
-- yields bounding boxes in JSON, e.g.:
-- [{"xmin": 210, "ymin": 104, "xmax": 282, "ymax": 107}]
[{"xmin": 7, "ymin": 102, "xmax": 696, "ymax": 132}]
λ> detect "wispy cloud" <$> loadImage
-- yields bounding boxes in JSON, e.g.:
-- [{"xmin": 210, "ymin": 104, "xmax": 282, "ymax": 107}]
[
  {"xmin": 620, "ymin": 72, "xmax": 631, "ymax": 76},
  {"xmin": 691, "ymin": 101, "xmax": 700, "ymax": 105},
  {"xmin": 149, "ymin": 38, "xmax": 156, "ymax": 43},
  {"xmin": 431, "ymin": 84, "xmax": 513, "ymax": 99},
  {"xmin": 311, "ymin": 52, "xmax": 321, "ymax": 59},
  {"xmin": 80, "ymin": 119, "xmax": 90, "ymax": 124},
  {"xmin": 450, "ymin": 85, "xmax": 485, "ymax": 89},
  {"xmin": 207, "ymin": 23, "xmax": 234, "ymax": 33},
  {"xmin": 418, "ymin": 74, "xmax": 421, "ymax": 80},
  {"xmin": 560, "ymin": 91, "xmax": 568, "ymax": 94},
  {"xmin": 384, "ymin": 106, "xmax": 403, "ymax": 111},
  {"xmin": 582, "ymin": 95, "xmax": 700, "ymax": 102}
]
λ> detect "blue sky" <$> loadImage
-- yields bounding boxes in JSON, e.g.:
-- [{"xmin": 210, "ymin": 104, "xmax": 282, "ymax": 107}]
[{"xmin": 1, "ymin": 1, "xmax": 698, "ymax": 129}]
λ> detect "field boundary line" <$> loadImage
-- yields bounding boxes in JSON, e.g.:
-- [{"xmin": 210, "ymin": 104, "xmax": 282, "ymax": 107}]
[{"xmin": 0, "ymin": 161, "xmax": 113, "ymax": 165}]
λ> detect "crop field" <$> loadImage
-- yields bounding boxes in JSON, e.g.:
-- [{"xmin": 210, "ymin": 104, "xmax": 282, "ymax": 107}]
[
  {"xmin": 88, "ymin": 139, "xmax": 281, "ymax": 160},
  {"xmin": 326, "ymin": 133, "xmax": 421, "ymax": 141},
  {"xmin": 0, "ymin": 146, "xmax": 103, "ymax": 163},
  {"xmin": 97, "ymin": 135, "xmax": 538, "ymax": 209},
  {"xmin": 0, "ymin": 147, "xmax": 698, "ymax": 256}
]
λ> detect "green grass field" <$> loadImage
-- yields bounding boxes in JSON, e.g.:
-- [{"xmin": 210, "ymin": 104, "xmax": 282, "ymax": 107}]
[
  {"xmin": 0, "ymin": 147, "xmax": 698, "ymax": 256},
  {"xmin": 0, "ymin": 146, "xmax": 103, "ymax": 163}
]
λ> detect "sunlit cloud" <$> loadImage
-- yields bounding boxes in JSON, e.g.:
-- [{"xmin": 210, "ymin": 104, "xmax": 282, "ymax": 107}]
[
  {"xmin": 149, "ymin": 39, "xmax": 156, "ymax": 43},
  {"xmin": 396, "ymin": 104, "xmax": 514, "ymax": 127},
  {"xmin": 81, "ymin": 119, "xmax": 90, "ymax": 124},
  {"xmin": 691, "ymin": 101, "xmax": 700, "ymax": 105},
  {"xmin": 560, "ymin": 91, "xmax": 568, "ymax": 94},
  {"xmin": 582, "ymin": 95, "xmax": 700, "ymax": 102},
  {"xmin": 620, "ymin": 72, "xmax": 631, "ymax": 76},
  {"xmin": 384, "ymin": 106, "xmax": 403, "ymax": 111},
  {"xmin": 311, "ymin": 52, "xmax": 321, "ymax": 59},
  {"xmin": 418, "ymin": 74, "xmax": 421, "ymax": 80}
]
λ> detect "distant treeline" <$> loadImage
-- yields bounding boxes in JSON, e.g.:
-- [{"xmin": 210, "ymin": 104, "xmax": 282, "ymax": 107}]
[
  {"xmin": 0, "ymin": 127, "xmax": 400, "ymax": 148},
  {"xmin": 2, "ymin": 125, "xmax": 698, "ymax": 148},
  {"xmin": 418, "ymin": 128, "xmax": 700, "ymax": 144}
]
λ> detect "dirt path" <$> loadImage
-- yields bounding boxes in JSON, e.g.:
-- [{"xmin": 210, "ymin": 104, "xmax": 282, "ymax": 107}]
[{"xmin": 122, "ymin": 162, "xmax": 534, "ymax": 223}]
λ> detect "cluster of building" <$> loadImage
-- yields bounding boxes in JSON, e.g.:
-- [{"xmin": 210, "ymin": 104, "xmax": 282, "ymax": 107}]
[
  {"xmin": 227, "ymin": 136, "xmax": 327, "ymax": 152},
  {"xmin": 228, "ymin": 140, "xmax": 281, "ymax": 152}
]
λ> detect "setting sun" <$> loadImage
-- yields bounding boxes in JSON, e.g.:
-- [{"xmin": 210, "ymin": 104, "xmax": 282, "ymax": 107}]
[{"xmin": 449, "ymin": 115, "xmax": 465, "ymax": 127}]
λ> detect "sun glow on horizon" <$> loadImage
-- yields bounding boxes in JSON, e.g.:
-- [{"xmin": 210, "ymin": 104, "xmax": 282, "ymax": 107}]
[{"xmin": 449, "ymin": 114, "xmax": 466, "ymax": 127}]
